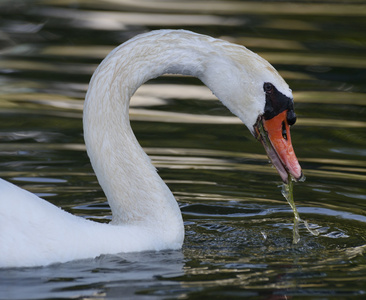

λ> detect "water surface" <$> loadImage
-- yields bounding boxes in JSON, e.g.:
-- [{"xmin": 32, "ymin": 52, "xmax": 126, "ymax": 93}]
[{"xmin": 0, "ymin": 0, "xmax": 365, "ymax": 299}]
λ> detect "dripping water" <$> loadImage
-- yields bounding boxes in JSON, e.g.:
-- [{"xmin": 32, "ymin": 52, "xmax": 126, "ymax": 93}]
[{"xmin": 282, "ymin": 174, "xmax": 319, "ymax": 244}]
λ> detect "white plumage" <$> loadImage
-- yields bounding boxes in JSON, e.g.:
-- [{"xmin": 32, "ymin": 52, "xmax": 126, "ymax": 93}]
[{"xmin": 0, "ymin": 30, "xmax": 292, "ymax": 268}]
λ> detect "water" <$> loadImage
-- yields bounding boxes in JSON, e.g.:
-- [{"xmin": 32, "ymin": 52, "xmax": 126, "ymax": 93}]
[
  {"xmin": 0, "ymin": 0, "xmax": 365, "ymax": 299},
  {"xmin": 282, "ymin": 174, "xmax": 320, "ymax": 245}
]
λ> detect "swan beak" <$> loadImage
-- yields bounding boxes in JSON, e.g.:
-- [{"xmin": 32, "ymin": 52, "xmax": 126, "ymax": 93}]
[{"xmin": 254, "ymin": 110, "xmax": 304, "ymax": 183}]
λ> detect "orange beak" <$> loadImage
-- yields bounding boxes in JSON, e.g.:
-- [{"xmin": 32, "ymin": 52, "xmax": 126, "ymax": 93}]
[{"xmin": 254, "ymin": 110, "xmax": 303, "ymax": 183}]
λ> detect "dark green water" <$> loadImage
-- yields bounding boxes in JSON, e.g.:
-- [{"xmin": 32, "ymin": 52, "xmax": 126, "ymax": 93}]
[{"xmin": 0, "ymin": 0, "xmax": 365, "ymax": 299}]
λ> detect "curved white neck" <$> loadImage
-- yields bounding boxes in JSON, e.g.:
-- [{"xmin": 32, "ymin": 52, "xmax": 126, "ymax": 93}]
[{"xmin": 83, "ymin": 30, "xmax": 289, "ymax": 228}]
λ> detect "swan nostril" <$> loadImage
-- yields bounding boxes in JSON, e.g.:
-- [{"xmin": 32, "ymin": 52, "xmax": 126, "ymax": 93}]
[{"xmin": 282, "ymin": 121, "xmax": 288, "ymax": 140}]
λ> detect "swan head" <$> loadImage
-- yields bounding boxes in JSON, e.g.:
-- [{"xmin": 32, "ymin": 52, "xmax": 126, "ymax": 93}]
[
  {"xmin": 253, "ymin": 82, "xmax": 303, "ymax": 184},
  {"xmin": 201, "ymin": 43, "xmax": 303, "ymax": 183}
]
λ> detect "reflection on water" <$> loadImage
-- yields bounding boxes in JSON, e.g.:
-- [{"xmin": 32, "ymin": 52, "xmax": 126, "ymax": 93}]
[{"xmin": 0, "ymin": 0, "xmax": 366, "ymax": 299}]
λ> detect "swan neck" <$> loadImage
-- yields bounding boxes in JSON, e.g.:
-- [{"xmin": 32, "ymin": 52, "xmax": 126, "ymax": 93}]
[
  {"xmin": 83, "ymin": 31, "xmax": 213, "ymax": 227},
  {"xmin": 83, "ymin": 30, "xmax": 277, "ymax": 228}
]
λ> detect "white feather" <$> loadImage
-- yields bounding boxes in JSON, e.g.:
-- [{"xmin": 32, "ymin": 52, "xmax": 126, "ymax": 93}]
[{"xmin": 0, "ymin": 30, "xmax": 292, "ymax": 268}]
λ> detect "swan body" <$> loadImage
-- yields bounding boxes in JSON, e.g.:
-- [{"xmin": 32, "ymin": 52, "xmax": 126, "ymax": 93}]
[
  {"xmin": 0, "ymin": 178, "xmax": 174, "ymax": 267},
  {"xmin": 0, "ymin": 30, "xmax": 301, "ymax": 268}
]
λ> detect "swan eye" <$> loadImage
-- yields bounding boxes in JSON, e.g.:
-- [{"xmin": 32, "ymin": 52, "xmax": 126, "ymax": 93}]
[{"xmin": 263, "ymin": 82, "xmax": 273, "ymax": 93}]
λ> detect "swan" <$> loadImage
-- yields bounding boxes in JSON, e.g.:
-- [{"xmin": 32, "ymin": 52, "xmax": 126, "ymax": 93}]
[{"xmin": 0, "ymin": 30, "xmax": 303, "ymax": 268}]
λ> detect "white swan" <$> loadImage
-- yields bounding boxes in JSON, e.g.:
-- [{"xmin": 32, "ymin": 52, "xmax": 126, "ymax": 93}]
[{"xmin": 0, "ymin": 30, "xmax": 302, "ymax": 268}]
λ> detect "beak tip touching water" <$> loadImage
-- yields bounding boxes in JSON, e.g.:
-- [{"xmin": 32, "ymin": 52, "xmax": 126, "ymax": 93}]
[{"xmin": 254, "ymin": 112, "xmax": 304, "ymax": 184}]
